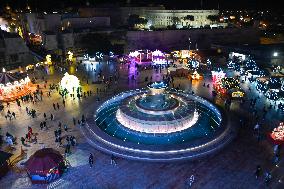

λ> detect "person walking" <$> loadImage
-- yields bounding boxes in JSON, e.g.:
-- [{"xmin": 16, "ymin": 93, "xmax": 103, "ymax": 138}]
[
  {"xmin": 255, "ymin": 165, "xmax": 261, "ymax": 179},
  {"xmin": 89, "ymin": 153, "xmax": 94, "ymax": 168},
  {"xmin": 57, "ymin": 103, "xmax": 60, "ymax": 110},
  {"xmin": 12, "ymin": 112, "xmax": 16, "ymax": 119},
  {"xmin": 110, "ymin": 154, "xmax": 116, "ymax": 165},
  {"xmin": 73, "ymin": 117, "xmax": 76, "ymax": 126}
]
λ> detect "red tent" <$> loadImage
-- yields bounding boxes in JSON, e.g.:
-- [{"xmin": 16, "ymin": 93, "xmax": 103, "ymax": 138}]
[{"xmin": 26, "ymin": 148, "xmax": 64, "ymax": 184}]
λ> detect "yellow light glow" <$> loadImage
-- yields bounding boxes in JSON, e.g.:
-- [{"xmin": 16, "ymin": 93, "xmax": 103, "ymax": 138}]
[
  {"xmin": 60, "ymin": 72, "xmax": 80, "ymax": 93},
  {"xmin": 67, "ymin": 51, "xmax": 73, "ymax": 62},
  {"xmin": 45, "ymin": 54, "xmax": 52, "ymax": 65},
  {"xmin": 18, "ymin": 27, "xmax": 23, "ymax": 38},
  {"xmin": 191, "ymin": 71, "xmax": 201, "ymax": 80}
]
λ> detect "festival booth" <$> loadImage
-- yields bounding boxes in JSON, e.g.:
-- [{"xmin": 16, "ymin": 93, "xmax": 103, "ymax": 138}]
[
  {"xmin": 151, "ymin": 50, "xmax": 167, "ymax": 65},
  {"xmin": 129, "ymin": 50, "xmax": 152, "ymax": 64},
  {"xmin": 268, "ymin": 122, "xmax": 284, "ymax": 145},
  {"xmin": 128, "ymin": 49, "xmax": 167, "ymax": 65},
  {"xmin": 0, "ymin": 150, "xmax": 13, "ymax": 179},
  {"xmin": 26, "ymin": 148, "xmax": 66, "ymax": 184},
  {"xmin": 0, "ymin": 71, "xmax": 36, "ymax": 102},
  {"xmin": 212, "ymin": 71, "xmax": 244, "ymax": 99}
]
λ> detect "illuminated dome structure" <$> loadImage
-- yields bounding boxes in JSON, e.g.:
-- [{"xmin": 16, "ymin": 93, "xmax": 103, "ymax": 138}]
[
  {"xmin": 0, "ymin": 72, "xmax": 35, "ymax": 101},
  {"xmin": 60, "ymin": 72, "xmax": 80, "ymax": 93},
  {"xmin": 83, "ymin": 82, "xmax": 236, "ymax": 161}
]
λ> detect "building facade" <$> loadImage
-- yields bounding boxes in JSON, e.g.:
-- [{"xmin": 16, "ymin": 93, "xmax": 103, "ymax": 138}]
[
  {"xmin": 0, "ymin": 31, "xmax": 36, "ymax": 69},
  {"xmin": 61, "ymin": 16, "xmax": 110, "ymax": 30},
  {"xmin": 144, "ymin": 10, "xmax": 219, "ymax": 28}
]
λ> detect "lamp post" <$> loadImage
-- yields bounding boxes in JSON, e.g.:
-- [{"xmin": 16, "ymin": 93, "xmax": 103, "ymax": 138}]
[{"xmin": 188, "ymin": 37, "xmax": 191, "ymax": 51}]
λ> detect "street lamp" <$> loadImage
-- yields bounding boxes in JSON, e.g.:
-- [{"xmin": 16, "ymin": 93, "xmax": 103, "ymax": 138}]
[
  {"xmin": 273, "ymin": 52, "xmax": 278, "ymax": 57},
  {"xmin": 188, "ymin": 37, "xmax": 191, "ymax": 51}
]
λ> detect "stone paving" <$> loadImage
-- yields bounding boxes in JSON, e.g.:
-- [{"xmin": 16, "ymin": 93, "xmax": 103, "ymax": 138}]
[{"xmin": 0, "ymin": 61, "xmax": 283, "ymax": 189}]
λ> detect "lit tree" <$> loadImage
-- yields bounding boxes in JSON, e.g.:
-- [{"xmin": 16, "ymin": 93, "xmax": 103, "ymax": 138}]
[
  {"xmin": 184, "ymin": 15, "xmax": 194, "ymax": 21},
  {"xmin": 127, "ymin": 14, "xmax": 148, "ymax": 29},
  {"xmin": 207, "ymin": 15, "xmax": 219, "ymax": 23},
  {"xmin": 172, "ymin": 17, "xmax": 181, "ymax": 25}
]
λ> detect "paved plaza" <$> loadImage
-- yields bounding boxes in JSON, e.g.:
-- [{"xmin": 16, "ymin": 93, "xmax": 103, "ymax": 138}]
[{"xmin": 0, "ymin": 61, "xmax": 284, "ymax": 189}]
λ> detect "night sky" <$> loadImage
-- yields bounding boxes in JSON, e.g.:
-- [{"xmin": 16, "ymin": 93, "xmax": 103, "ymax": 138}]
[{"xmin": 0, "ymin": 0, "xmax": 282, "ymax": 11}]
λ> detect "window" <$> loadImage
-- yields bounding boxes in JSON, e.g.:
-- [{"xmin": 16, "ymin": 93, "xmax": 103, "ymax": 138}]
[{"xmin": 10, "ymin": 54, "xmax": 19, "ymax": 62}]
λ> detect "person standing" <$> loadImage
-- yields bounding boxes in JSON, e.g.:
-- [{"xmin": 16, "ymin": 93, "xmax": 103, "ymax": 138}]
[
  {"xmin": 57, "ymin": 103, "xmax": 60, "ymax": 110},
  {"xmin": 73, "ymin": 117, "xmax": 76, "ymax": 126},
  {"xmin": 89, "ymin": 153, "xmax": 94, "ymax": 168},
  {"xmin": 53, "ymin": 103, "xmax": 56, "ymax": 110}
]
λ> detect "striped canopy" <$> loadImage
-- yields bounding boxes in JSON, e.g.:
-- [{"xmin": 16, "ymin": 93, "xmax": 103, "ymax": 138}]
[{"xmin": 0, "ymin": 72, "xmax": 26, "ymax": 85}]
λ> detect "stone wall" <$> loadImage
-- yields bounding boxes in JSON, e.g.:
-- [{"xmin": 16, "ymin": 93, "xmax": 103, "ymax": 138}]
[{"xmin": 126, "ymin": 28, "xmax": 260, "ymax": 52}]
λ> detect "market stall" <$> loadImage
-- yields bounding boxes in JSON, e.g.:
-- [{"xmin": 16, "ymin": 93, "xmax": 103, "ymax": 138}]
[{"xmin": 0, "ymin": 72, "xmax": 36, "ymax": 102}]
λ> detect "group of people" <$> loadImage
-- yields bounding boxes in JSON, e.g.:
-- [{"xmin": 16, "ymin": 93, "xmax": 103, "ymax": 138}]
[
  {"xmin": 88, "ymin": 153, "xmax": 116, "ymax": 168},
  {"xmin": 4, "ymin": 110, "xmax": 16, "ymax": 121},
  {"xmin": 254, "ymin": 165, "xmax": 272, "ymax": 186},
  {"xmin": 21, "ymin": 126, "xmax": 37, "ymax": 145}
]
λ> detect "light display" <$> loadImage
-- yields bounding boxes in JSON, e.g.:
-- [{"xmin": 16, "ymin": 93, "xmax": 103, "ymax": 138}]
[
  {"xmin": 227, "ymin": 60, "xmax": 235, "ymax": 69},
  {"xmin": 187, "ymin": 59, "xmax": 200, "ymax": 70},
  {"xmin": 229, "ymin": 52, "xmax": 246, "ymax": 61},
  {"xmin": 129, "ymin": 50, "xmax": 140, "ymax": 58},
  {"xmin": 206, "ymin": 59, "xmax": 212, "ymax": 66},
  {"xmin": 95, "ymin": 52, "xmax": 104, "ymax": 59},
  {"xmin": 221, "ymin": 77, "xmax": 240, "ymax": 90},
  {"xmin": 270, "ymin": 122, "xmax": 284, "ymax": 142},
  {"xmin": 180, "ymin": 50, "xmax": 191, "ymax": 59},
  {"xmin": 256, "ymin": 80, "xmax": 268, "ymax": 93},
  {"xmin": 268, "ymin": 77, "xmax": 282, "ymax": 89},
  {"xmin": 109, "ymin": 51, "xmax": 114, "ymax": 58},
  {"xmin": 152, "ymin": 50, "xmax": 166, "ymax": 65},
  {"xmin": 279, "ymin": 103, "xmax": 284, "ymax": 111},
  {"xmin": 231, "ymin": 91, "xmax": 244, "ymax": 98},
  {"xmin": 0, "ymin": 72, "xmax": 34, "ymax": 101},
  {"xmin": 191, "ymin": 71, "xmax": 201, "ymax": 80},
  {"xmin": 245, "ymin": 59, "xmax": 258, "ymax": 70},
  {"xmin": 211, "ymin": 70, "xmax": 226, "ymax": 83},
  {"xmin": 67, "ymin": 51, "xmax": 73, "ymax": 62},
  {"xmin": 265, "ymin": 89, "xmax": 279, "ymax": 101},
  {"xmin": 45, "ymin": 54, "xmax": 52, "ymax": 65},
  {"xmin": 60, "ymin": 72, "xmax": 80, "ymax": 93}
]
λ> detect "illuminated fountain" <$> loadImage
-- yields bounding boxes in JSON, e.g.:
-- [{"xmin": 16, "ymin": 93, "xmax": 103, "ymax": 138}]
[{"xmin": 83, "ymin": 82, "xmax": 236, "ymax": 161}]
